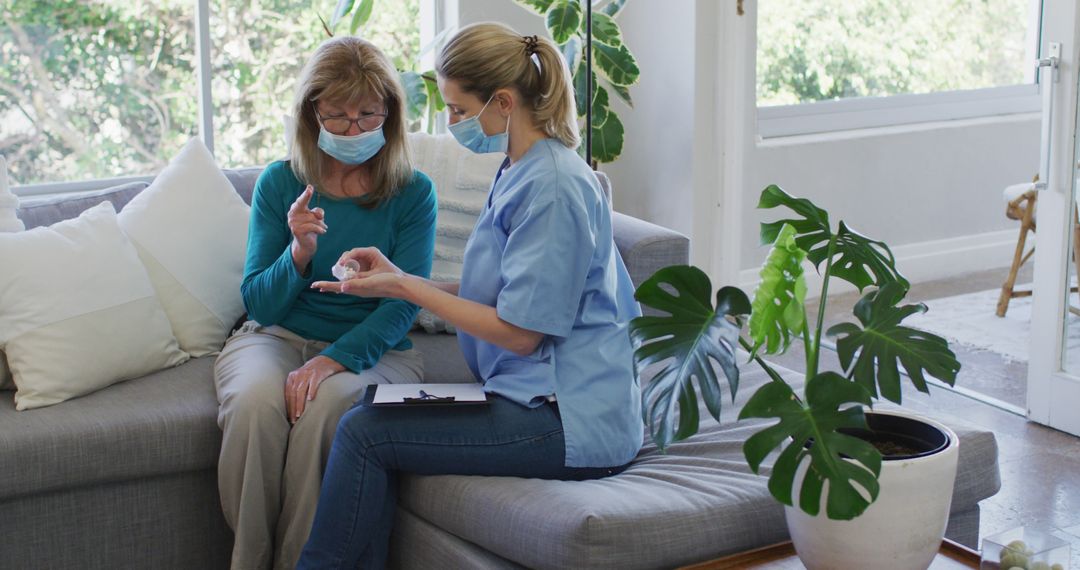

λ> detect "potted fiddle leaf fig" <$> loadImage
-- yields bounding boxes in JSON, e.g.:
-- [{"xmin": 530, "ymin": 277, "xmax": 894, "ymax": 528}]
[{"xmin": 630, "ymin": 185, "xmax": 963, "ymax": 570}]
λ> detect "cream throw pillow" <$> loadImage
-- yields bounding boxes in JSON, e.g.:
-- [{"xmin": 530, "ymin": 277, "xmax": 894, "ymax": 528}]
[
  {"xmin": 118, "ymin": 138, "xmax": 250, "ymax": 357},
  {"xmin": 0, "ymin": 155, "xmax": 21, "ymax": 390},
  {"xmin": 0, "ymin": 202, "xmax": 188, "ymax": 410}
]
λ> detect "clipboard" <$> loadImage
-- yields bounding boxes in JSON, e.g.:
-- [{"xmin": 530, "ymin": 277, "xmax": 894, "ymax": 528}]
[{"xmin": 361, "ymin": 383, "xmax": 490, "ymax": 407}]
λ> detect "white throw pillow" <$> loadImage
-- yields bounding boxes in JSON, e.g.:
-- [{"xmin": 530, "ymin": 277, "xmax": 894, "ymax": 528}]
[
  {"xmin": 118, "ymin": 138, "xmax": 250, "ymax": 357},
  {"xmin": 0, "ymin": 202, "xmax": 188, "ymax": 410},
  {"xmin": 0, "ymin": 155, "xmax": 20, "ymax": 390},
  {"xmin": 408, "ymin": 133, "xmax": 505, "ymax": 333}
]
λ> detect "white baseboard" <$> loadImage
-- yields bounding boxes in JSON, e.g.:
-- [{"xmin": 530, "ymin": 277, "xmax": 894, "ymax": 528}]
[{"xmin": 738, "ymin": 228, "xmax": 1023, "ymax": 299}]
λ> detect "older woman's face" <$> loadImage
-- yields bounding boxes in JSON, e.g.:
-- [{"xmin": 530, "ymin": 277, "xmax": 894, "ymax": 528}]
[{"xmin": 315, "ymin": 92, "xmax": 386, "ymax": 136}]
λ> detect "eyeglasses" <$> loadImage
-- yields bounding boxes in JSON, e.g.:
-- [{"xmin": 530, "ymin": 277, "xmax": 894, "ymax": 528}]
[{"xmin": 314, "ymin": 107, "xmax": 387, "ymax": 134}]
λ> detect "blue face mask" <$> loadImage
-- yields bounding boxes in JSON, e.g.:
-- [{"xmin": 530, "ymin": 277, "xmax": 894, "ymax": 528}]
[
  {"xmin": 317, "ymin": 126, "xmax": 385, "ymax": 165},
  {"xmin": 448, "ymin": 95, "xmax": 509, "ymax": 154}
]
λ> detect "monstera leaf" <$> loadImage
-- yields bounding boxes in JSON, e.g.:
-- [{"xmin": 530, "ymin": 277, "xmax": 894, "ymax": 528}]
[
  {"xmin": 758, "ymin": 185, "xmax": 908, "ymax": 292},
  {"xmin": 749, "ymin": 223, "xmax": 807, "ymax": 356},
  {"xmin": 399, "ymin": 71, "xmax": 427, "ymax": 121},
  {"xmin": 827, "ymin": 283, "xmax": 961, "ymax": 404},
  {"xmin": 828, "ymin": 222, "xmax": 908, "ymax": 292},
  {"xmin": 739, "ymin": 372, "xmax": 881, "ymax": 520},
  {"xmin": 630, "ymin": 266, "xmax": 751, "ymax": 451}
]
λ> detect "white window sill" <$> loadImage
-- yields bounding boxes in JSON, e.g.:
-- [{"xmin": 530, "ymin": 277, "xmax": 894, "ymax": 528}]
[{"xmin": 757, "ymin": 84, "xmax": 1041, "ymax": 140}]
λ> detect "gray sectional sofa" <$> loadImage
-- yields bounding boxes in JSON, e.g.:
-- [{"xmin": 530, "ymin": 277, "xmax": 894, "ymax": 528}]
[{"xmin": 0, "ymin": 167, "xmax": 1000, "ymax": 569}]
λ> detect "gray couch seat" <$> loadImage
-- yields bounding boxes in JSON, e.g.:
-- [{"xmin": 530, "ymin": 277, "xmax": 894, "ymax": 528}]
[
  {"xmin": 0, "ymin": 357, "xmax": 220, "ymax": 501},
  {"xmin": 393, "ymin": 365, "xmax": 1002, "ymax": 570}
]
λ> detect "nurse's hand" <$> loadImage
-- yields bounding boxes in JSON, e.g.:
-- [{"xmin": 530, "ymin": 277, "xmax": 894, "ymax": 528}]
[
  {"xmin": 284, "ymin": 355, "xmax": 344, "ymax": 424},
  {"xmin": 310, "ymin": 273, "xmax": 405, "ymax": 299},
  {"xmin": 335, "ymin": 247, "xmax": 402, "ymax": 279}
]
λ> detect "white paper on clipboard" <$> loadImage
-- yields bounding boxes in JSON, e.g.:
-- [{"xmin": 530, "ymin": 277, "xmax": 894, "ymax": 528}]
[{"xmin": 373, "ymin": 383, "xmax": 488, "ymax": 404}]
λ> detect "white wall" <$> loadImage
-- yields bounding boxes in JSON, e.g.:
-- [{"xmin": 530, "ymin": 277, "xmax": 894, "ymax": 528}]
[
  {"xmin": 743, "ymin": 115, "xmax": 1040, "ymax": 291},
  {"xmin": 594, "ymin": 1, "xmax": 696, "ymax": 240}
]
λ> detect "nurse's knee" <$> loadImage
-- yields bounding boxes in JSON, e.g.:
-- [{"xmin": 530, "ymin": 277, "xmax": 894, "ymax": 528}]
[{"xmin": 335, "ymin": 405, "xmax": 386, "ymax": 453}]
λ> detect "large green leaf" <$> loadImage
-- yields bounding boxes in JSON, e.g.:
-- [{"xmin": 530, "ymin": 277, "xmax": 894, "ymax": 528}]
[
  {"xmin": 739, "ymin": 372, "xmax": 880, "ymax": 520},
  {"xmin": 591, "ymin": 84, "xmax": 610, "ymax": 127},
  {"xmin": 422, "ymin": 72, "xmax": 444, "ymax": 133},
  {"xmin": 827, "ymin": 282, "xmax": 961, "ymax": 404},
  {"xmin": 593, "ymin": 42, "xmax": 640, "ymax": 86},
  {"xmin": 421, "ymin": 72, "xmax": 445, "ymax": 111},
  {"xmin": 757, "ymin": 185, "xmax": 907, "ymax": 292},
  {"xmin": 749, "ymin": 223, "xmax": 807, "ymax": 356},
  {"xmin": 630, "ymin": 266, "xmax": 751, "ymax": 450},
  {"xmin": 587, "ymin": 11, "xmax": 623, "ymax": 47},
  {"xmin": 590, "ymin": 107, "xmax": 623, "ymax": 162},
  {"xmin": 546, "ymin": 1, "xmax": 583, "ymax": 44},
  {"xmin": 349, "ymin": 0, "xmax": 374, "ymax": 35},
  {"xmin": 572, "ymin": 57, "xmax": 593, "ymax": 117},
  {"xmin": 758, "ymin": 184, "xmax": 831, "ymax": 252},
  {"xmin": 600, "ymin": 0, "xmax": 628, "ymax": 17},
  {"xmin": 399, "ymin": 70, "xmax": 427, "ymax": 122},
  {"xmin": 560, "ymin": 35, "xmax": 582, "ymax": 77},
  {"xmin": 607, "ymin": 80, "xmax": 634, "ymax": 108},
  {"xmin": 514, "ymin": 0, "xmax": 557, "ymax": 15},
  {"xmin": 829, "ymin": 221, "xmax": 908, "ymax": 292},
  {"xmin": 331, "ymin": 0, "xmax": 354, "ymax": 28}
]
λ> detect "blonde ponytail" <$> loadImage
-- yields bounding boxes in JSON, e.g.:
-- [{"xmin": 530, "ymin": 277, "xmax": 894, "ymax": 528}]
[{"xmin": 437, "ymin": 23, "xmax": 580, "ymax": 150}]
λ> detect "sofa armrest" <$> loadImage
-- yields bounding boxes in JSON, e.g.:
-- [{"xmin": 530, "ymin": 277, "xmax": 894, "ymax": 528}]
[{"xmin": 612, "ymin": 211, "xmax": 689, "ymax": 290}]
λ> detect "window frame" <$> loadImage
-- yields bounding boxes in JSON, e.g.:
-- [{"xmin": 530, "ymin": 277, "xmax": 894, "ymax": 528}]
[
  {"xmin": 11, "ymin": 0, "xmax": 450, "ymax": 198},
  {"xmin": 757, "ymin": 84, "xmax": 1041, "ymax": 139}
]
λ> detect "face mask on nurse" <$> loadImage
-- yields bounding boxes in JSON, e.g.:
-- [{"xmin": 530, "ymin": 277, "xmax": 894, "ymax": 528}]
[{"xmin": 448, "ymin": 93, "xmax": 510, "ymax": 154}]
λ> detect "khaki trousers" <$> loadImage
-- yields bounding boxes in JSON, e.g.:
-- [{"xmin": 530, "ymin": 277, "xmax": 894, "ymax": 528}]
[{"xmin": 213, "ymin": 321, "xmax": 423, "ymax": 570}]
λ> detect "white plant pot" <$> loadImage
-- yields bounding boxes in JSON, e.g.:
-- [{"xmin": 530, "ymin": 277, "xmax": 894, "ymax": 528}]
[{"xmin": 784, "ymin": 410, "xmax": 960, "ymax": 570}]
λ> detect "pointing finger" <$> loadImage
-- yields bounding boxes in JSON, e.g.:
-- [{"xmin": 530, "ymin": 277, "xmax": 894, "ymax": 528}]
[{"xmin": 295, "ymin": 185, "xmax": 314, "ymax": 211}]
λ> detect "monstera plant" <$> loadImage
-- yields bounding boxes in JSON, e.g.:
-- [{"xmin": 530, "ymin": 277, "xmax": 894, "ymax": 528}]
[{"xmin": 630, "ymin": 185, "xmax": 961, "ymax": 520}]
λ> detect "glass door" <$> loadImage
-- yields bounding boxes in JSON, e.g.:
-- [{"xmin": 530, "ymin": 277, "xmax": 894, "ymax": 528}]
[{"xmin": 1027, "ymin": 0, "xmax": 1080, "ymax": 436}]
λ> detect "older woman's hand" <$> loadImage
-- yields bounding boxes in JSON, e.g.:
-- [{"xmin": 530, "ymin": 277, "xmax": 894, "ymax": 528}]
[
  {"xmin": 284, "ymin": 355, "xmax": 344, "ymax": 424},
  {"xmin": 288, "ymin": 185, "xmax": 327, "ymax": 272}
]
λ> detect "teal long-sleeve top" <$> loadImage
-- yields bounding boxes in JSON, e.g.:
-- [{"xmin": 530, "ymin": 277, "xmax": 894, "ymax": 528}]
[{"xmin": 241, "ymin": 160, "xmax": 437, "ymax": 372}]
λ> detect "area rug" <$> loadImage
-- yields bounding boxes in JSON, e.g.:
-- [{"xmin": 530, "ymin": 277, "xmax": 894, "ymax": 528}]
[{"xmin": 904, "ymin": 285, "xmax": 1080, "ymax": 363}]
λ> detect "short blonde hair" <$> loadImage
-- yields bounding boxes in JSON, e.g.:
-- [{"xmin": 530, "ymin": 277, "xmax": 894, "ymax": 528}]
[
  {"xmin": 437, "ymin": 22, "xmax": 579, "ymax": 149},
  {"xmin": 290, "ymin": 36, "xmax": 412, "ymax": 208}
]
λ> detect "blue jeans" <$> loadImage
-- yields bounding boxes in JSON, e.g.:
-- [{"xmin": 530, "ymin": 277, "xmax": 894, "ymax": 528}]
[{"xmin": 295, "ymin": 395, "xmax": 628, "ymax": 569}]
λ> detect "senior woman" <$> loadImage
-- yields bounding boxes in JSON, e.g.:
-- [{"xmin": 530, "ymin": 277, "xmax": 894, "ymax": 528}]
[{"xmin": 212, "ymin": 36, "xmax": 436, "ymax": 570}]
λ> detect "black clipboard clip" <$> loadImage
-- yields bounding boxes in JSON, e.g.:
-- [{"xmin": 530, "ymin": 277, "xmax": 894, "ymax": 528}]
[{"xmin": 402, "ymin": 389, "xmax": 456, "ymax": 404}]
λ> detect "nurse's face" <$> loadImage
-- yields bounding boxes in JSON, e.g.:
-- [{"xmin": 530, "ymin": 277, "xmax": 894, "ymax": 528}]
[{"xmin": 438, "ymin": 76, "xmax": 510, "ymax": 136}]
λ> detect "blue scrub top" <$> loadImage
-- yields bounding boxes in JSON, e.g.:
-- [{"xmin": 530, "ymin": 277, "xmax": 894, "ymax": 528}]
[{"xmin": 457, "ymin": 138, "xmax": 644, "ymax": 468}]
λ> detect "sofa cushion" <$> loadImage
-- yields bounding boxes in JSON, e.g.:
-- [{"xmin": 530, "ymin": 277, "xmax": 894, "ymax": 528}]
[
  {"xmin": 398, "ymin": 364, "xmax": 1001, "ymax": 570},
  {"xmin": 0, "ymin": 202, "xmax": 189, "ymax": 410},
  {"xmin": 0, "ymin": 357, "xmax": 220, "ymax": 500},
  {"xmin": 118, "ymin": 138, "xmax": 250, "ymax": 357},
  {"xmin": 16, "ymin": 181, "xmax": 149, "ymax": 230}
]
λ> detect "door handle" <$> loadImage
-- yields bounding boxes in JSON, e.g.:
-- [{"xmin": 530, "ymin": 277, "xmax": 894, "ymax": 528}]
[{"xmin": 1036, "ymin": 42, "xmax": 1061, "ymax": 192}]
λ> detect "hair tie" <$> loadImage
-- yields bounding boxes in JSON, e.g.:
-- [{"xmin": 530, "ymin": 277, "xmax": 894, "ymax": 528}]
[{"xmin": 522, "ymin": 35, "xmax": 540, "ymax": 56}]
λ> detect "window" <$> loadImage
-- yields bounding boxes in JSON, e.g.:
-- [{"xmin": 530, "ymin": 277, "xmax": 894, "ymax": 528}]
[
  {"xmin": 2, "ymin": 0, "xmax": 423, "ymax": 188},
  {"xmin": 756, "ymin": 0, "xmax": 1042, "ymax": 137},
  {"xmin": 1, "ymin": 0, "xmax": 197, "ymax": 185}
]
